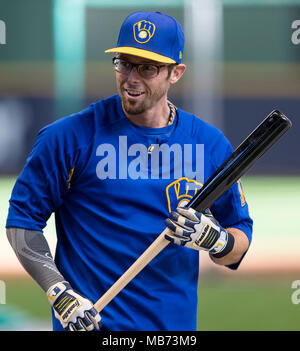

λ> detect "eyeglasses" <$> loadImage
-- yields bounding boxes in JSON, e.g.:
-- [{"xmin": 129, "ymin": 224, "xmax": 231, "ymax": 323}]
[{"xmin": 112, "ymin": 57, "xmax": 168, "ymax": 79}]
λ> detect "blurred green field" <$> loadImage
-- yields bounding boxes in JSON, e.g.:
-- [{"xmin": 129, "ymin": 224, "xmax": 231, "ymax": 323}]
[
  {"xmin": 1, "ymin": 275, "xmax": 299, "ymax": 331},
  {"xmin": 197, "ymin": 276, "xmax": 300, "ymax": 331},
  {"xmin": 0, "ymin": 176, "xmax": 299, "ymax": 330},
  {"xmin": 5, "ymin": 278, "xmax": 50, "ymax": 320}
]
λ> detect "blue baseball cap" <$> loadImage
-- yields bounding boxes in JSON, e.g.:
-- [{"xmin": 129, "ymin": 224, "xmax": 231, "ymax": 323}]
[{"xmin": 105, "ymin": 11, "xmax": 184, "ymax": 64}]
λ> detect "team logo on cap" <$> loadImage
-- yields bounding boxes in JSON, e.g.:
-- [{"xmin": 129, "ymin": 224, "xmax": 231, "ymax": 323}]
[{"xmin": 133, "ymin": 20, "xmax": 156, "ymax": 44}]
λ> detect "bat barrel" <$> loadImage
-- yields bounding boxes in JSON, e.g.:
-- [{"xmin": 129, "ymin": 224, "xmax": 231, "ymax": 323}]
[{"xmin": 187, "ymin": 110, "xmax": 292, "ymax": 212}]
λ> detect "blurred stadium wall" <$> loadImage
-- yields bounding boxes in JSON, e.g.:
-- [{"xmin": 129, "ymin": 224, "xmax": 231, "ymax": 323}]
[{"xmin": 0, "ymin": 0, "xmax": 299, "ymax": 297}]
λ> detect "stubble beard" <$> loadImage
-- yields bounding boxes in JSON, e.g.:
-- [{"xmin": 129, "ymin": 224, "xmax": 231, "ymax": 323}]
[
  {"xmin": 121, "ymin": 93, "xmax": 148, "ymax": 115},
  {"xmin": 119, "ymin": 84, "xmax": 167, "ymax": 116}
]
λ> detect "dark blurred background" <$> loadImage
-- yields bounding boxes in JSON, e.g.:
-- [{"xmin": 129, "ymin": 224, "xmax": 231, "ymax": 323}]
[{"xmin": 0, "ymin": 0, "xmax": 299, "ymax": 174}]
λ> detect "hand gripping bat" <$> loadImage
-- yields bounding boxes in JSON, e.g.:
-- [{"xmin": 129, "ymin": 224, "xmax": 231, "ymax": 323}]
[{"xmin": 94, "ymin": 110, "xmax": 292, "ymax": 313}]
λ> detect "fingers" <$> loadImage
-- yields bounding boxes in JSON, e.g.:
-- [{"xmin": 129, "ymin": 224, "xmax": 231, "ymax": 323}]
[
  {"xmin": 164, "ymin": 214, "xmax": 193, "ymax": 247},
  {"xmin": 87, "ymin": 308, "xmax": 102, "ymax": 330},
  {"xmin": 164, "ymin": 231, "xmax": 190, "ymax": 246},
  {"xmin": 165, "ymin": 206, "xmax": 225, "ymax": 252},
  {"xmin": 164, "ymin": 209, "xmax": 199, "ymax": 237},
  {"xmin": 177, "ymin": 207, "xmax": 202, "ymax": 222},
  {"xmin": 164, "ymin": 217, "xmax": 193, "ymax": 237},
  {"xmin": 66, "ymin": 308, "xmax": 102, "ymax": 331},
  {"xmin": 164, "ymin": 207, "xmax": 206, "ymax": 246},
  {"xmin": 66, "ymin": 320, "xmax": 84, "ymax": 331}
]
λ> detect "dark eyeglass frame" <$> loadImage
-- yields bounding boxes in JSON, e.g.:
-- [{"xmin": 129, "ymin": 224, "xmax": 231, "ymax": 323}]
[{"xmin": 112, "ymin": 56, "xmax": 168, "ymax": 78}]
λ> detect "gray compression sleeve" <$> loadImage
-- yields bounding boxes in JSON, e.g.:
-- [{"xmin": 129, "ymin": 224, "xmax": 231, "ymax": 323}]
[{"xmin": 6, "ymin": 227, "xmax": 66, "ymax": 292}]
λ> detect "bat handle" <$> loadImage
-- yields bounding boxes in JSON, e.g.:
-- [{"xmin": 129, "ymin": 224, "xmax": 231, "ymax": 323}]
[{"xmin": 94, "ymin": 228, "xmax": 171, "ymax": 313}]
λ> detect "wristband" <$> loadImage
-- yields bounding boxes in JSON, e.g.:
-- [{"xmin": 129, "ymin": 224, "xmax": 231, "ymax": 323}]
[{"xmin": 211, "ymin": 232, "xmax": 235, "ymax": 258}]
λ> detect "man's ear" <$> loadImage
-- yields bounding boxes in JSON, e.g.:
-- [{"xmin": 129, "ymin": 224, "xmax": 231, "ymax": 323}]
[{"xmin": 169, "ymin": 64, "xmax": 186, "ymax": 84}]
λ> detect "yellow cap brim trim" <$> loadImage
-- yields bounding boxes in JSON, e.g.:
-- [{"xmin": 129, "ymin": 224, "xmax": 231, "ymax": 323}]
[{"xmin": 104, "ymin": 47, "xmax": 176, "ymax": 64}]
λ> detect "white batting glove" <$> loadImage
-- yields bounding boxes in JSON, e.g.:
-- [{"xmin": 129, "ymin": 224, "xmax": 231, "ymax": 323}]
[
  {"xmin": 47, "ymin": 282, "xmax": 102, "ymax": 331},
  {"xmin": 165, "ymin": 207, "xmax": 229, "ymax": 255}
]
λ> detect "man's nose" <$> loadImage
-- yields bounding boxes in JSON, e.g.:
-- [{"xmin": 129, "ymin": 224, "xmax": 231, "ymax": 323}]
[{"xmin": 127, "ymin": 65, "xmax": 141, "ymax": 83}]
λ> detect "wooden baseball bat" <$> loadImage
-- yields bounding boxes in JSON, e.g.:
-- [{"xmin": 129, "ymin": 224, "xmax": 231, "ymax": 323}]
[{"xmin": 94, "ymin": 110, "xmax": 292, "ymax": 313}]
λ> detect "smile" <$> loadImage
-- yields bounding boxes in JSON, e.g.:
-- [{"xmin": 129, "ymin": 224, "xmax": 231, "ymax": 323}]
[{"xmin": 125, "ymin": 89, "xmax": 145, "ymax": 98}]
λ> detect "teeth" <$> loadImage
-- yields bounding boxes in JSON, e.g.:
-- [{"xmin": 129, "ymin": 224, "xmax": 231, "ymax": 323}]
[{"xmin": 126, "ymin": 90, "xmax": 143, "ymax": 96}]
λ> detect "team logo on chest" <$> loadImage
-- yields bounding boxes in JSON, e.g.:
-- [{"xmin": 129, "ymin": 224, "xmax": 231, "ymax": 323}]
[{"xmin": 166, "ymin": 178, "xmax": 202, "ymax": 213}]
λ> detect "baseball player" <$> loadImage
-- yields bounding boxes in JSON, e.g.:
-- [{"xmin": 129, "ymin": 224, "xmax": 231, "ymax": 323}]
[{"xmin": 6, "ymin": 11, "xmax": 252, "ymax": 331}]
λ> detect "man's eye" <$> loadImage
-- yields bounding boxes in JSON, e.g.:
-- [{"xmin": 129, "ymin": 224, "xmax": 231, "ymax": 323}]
[
  {"xmin": 141, "ymin": 65, "xmax": 156, "ymax": 72},
  {"xmin": 120, "ymin": 60, "xmax": 131, "ymax": 69}
]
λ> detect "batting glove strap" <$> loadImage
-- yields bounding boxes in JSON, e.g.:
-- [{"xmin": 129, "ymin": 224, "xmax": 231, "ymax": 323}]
[{"xmin": 211, "ymin": 232, "xmax": 235, "ymax": 258}]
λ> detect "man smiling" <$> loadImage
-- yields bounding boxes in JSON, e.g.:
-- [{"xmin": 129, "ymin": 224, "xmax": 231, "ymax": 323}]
[
  {"xmin": 6, "ymin": 11, "xmax": 252, "ymax": 331},
  {"xmin": 113, "ymin": 54, "xmax": 185, "ymax": 127}
]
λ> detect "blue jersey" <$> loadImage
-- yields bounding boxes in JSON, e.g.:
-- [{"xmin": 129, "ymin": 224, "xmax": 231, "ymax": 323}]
[{"xmin": 6, "ymin": 94, "xmax": 252, "ymax": 331}]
